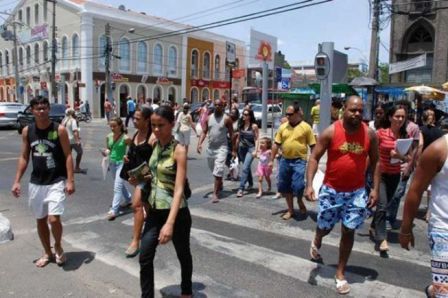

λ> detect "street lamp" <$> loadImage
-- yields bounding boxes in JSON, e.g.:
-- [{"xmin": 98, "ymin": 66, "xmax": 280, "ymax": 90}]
[{"xmin": 344, "ymin": 46, "xmax": 368, "ymax": 66}]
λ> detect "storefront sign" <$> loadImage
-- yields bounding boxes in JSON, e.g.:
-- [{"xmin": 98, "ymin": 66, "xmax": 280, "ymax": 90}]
[
  {"xmin": 156, "ymin": 77, "xmax": 173, "ymax": 85},
  {"xmin": 232, "ymin": 69, "xmax": 245, "ymax": 79},
  {"xmin": 212, "ymin": 81, "xmax": 231, "ymax": 89},
  {"xmin": 18, "ymin": 24, "xmax": 49, "ymax": 44},
  {"xmin": 191, "ymin": 79, "xmax": 210, "ymax": 87},
  {"xmin": 389, "ymin": 54, "xmax": 427, "ymax": 74},
  {"xmin": 112, "ymin": 73, "xmax": 128, "ymax": 82}
]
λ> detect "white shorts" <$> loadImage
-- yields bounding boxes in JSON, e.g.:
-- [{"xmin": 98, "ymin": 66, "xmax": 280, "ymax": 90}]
[
  {"xmin": 312, "ymin": 123, "xmax": 319, "ymax": 135},
  {"xmin": 177, "ymin": 129, "xmax": 191, "ymax": 146},
  {"xmin": 206, "ymin": 147, "xmax": 228, "ymax": 177},
  {"xmin": 28, "ymin": 181, "xmax": 66, "ymax": 219}
]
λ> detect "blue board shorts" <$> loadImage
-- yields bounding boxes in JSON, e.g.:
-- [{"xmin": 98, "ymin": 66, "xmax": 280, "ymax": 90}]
[{"xmin": 317, "ymin": 185, "xmax": 370, "ymax": 231}]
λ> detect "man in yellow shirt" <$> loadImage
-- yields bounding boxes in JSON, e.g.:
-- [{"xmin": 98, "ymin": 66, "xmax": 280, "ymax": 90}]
[
  {"xmin": 270, "ymin": 103, "xmax": 316, "ymax": 220},
  {"xmin": 311, "ymin": 100, "xmax": 320, "ymax": 137}
]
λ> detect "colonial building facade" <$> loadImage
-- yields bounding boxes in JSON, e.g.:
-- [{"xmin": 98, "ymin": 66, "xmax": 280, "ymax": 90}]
[
  {"xmin": 390, "ymin": 0, "xmax": 448, "ymax": 85},
  {"xmin": 0, "ymin": 0, "xmax": 246, "ymax": 116}
]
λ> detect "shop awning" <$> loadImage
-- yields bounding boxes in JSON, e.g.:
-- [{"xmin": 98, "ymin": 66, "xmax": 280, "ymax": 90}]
[{"xmin": 374, "ymin": 86, "xmax": 406, "ymax": 96}]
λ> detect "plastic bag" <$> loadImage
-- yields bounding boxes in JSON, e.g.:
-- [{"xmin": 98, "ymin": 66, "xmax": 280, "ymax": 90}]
[{"xmin": 229, "ymin": 157, "xmax": 239, "ymax": 180}]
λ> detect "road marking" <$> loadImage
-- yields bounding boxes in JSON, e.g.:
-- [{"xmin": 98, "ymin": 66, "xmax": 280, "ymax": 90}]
[
  {"xmin": 0, "ymin": 157, "xmax": 18, "ymax": 162},
  {"xmin": 189, "ymin": 207, "xmax": 431, "ymax": 268}
]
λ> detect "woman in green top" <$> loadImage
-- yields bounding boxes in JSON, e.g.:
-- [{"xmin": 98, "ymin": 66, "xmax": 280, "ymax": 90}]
[
  {"xmin": 105, "ymin": 117, "xmax": 132, "ymax": 220},
  {"xmin": 139, "ymin": 105, "xmax": 192, "ymax": 298}
]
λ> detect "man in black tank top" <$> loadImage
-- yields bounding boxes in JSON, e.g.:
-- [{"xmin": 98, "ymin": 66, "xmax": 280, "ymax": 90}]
[{"xmin": 11, "ymin": 96, "xmax": 75, "ymax": 268}]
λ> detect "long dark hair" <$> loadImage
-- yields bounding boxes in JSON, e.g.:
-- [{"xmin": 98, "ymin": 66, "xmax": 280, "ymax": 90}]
[
  {"xmin": 383, "ymin": 104, "xmax": 408, "ymax": 138},
  {"xmin": 137, "ymin": 104, "xmax": 153, "ymax": 135},
  {"xmin": 154, "ymin": 105, "xmax": 175, "ymax": 123},
  {"xmin": 239, "ymin": 108, "xmax": 256, "ymax": 130}
]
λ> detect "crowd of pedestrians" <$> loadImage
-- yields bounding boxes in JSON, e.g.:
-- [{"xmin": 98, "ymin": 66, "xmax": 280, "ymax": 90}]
[{"xmin": 10, "ymin": 93, "xmax": 448, "ymax": 297}]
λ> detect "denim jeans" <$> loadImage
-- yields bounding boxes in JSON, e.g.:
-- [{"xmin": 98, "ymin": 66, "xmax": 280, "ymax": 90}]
[
  {"xmin": 109, "ymin": 161, "xmax": 131, "ymax": 215},
  {"xmin": 238, "ymin": 145, "xmax": 254, "ymax": 190},
  {"xmin": 277, "ymin": 158, "xmax": 306, "ymax": 195},
  {"xmin": 387, "ymin": 175, "xmax": 409, "ymax": 225},
  {"xmin": 371, "ymin": 173, "xmax": 401, "ymax": 242},
  {"xmin": 139, "ymin": 208, "xmax": 192, "ymax": 298}
]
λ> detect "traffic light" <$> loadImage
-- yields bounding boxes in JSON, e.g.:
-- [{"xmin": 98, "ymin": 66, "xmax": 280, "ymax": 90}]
[{"xmin": 314, "ymin": 53, "xmax": 330, "ymax": 80}]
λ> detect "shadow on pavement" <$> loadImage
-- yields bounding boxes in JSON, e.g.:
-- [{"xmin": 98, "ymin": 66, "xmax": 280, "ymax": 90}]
[
  {"xmin": 308, "ymin": 264, "xmax": 379, "ymax": 286},
  {"xmin": 160, "ymin": 282, "xmax": 206, "ymax": 297},
  {"xmin": 62, "ymin": 251, "xmax": 95, "ymax": 271}
]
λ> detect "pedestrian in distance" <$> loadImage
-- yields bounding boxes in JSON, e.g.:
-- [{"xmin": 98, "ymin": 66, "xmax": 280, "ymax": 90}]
[
  {"xmin": 104, "ymin": 117, "xmax": 132, "ymax": 221},
  {"xmin": 305, "ymin": 96, "xmax": 380, "ymax": 295},
  {"xmin": 255, "ymin": 136, "xmax": 272, "ymax": 199},
  {"xmin": 270, "ymin": 102, "xmax": 316, "ymax": 220},
  {"xmin": 104, "ymin": 98, "xmax": 113, "ymax": 123},
  {"xmin": 11, "ymin": 96, "xmax": 75, "ymax": 268},
  {"xmin": 123, "ymin": 105, "xmax": 156, "ymax": 258},
  {"xmin": 125, "ymin": 95, "xmax": 136, "ymax": 128},
  {"xmin": 197, "ymin": 99, "xmax": 234, "ymax": 203},
  {"xmin": 235, "ymin": 108, "xmax": 259, "ymax": 198},
  {"xmin": 139, "ymin": 105, "xmax": 193, "ymax": 298},
  {"xmin": 370, "ymin": 104, "xmax": 411, "ymax": 254},
  {"xmin": 175, "ymin": 103, "xmax": 197, "ymax": 156},
  {"xmin": 400, "ymin": 134, "xmax": 448, "ymax": 298},
  {"xmin": 62, "ymin": 108, "xmax": 85, "ymax": 174},
  {"xmin": 311, "ymin": 99, "xmax": 320, "ymax": 138}
]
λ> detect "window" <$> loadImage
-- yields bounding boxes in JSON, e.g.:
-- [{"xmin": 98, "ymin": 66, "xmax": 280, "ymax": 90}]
[
  {"xmin": 34, "ymin": 4, "xmax": 39, "ymax": 24},
  {"xmin": 168, "ymin": 46, "xmax": 177, "ymax": 76},
  {"xmin": 43, "ymin": 41, "xmax": 48, "ymax": 62},
  {"xmin": 18, "ymin": 48, "xmax": 23, "ymax": 68},
  {"xmin": 415, "ymin": 0, "xmax": 432, "ymax": 12},
  {"xmin": 137, "ymin": 41, "xmax": 147, "ymax": 73},
  {"xmin": 43, "ymin": 1, "xmax": 47, "ymax": 22},
  {"xmin": 153, "ymin": 86, "xmax": 162, "ymax": 101},
  {"xmin": 0, "ymin": 52, "xmax": 3, "ymax": 75},
  {"xmin": 168, "ymin": 87, "xmax": 176, "ymax": 102},
  {"xmin": 153, "ymin": 44, "xmax": 163, "ymax": 75},
  {"xmin": 214, "ymin": 55, "xmax": 220, "ymax": 80},
  {"xmin": 34, "ymin": 43, "xmax": 39, "ymax": 64},
  {"xmin": 26, "ymin": 46, "xmax": 31, "ymax": 65},
  {"xmin": 61, "ymin": 36, "xmax": 68, "ymax": 68},
  {"xmin": 5, "ymin": 50, "xmax": 9, "ymax": 74},
  {"xmin": 202, "ymin": 88, "xmax": 209, "ymax": 101},
  {"xmin": 137, "ymin": 85, "xmax": 146, "ymax": 100},
  {"xmin": 213, "ymin": 89, "xmax": 220, "ymax": 100},
  {"xmin": 98, "ymin": 35, "xmax": 107, "ymax": 68},
  {"xmin": 72, "ymin": 34, "xmax": 80, "ymax": 68},
  {"xmin": 119, "ymin": 38, "xmax": 130, "ymax": 72},
  {"xmin": 26, "ymin": 7, "xmax": 30, "ymax": 26},
  {"xmin": 203, "ymin": 52, "xmax": 210, "ymax": 79},
  {"xmin": 18, "ymin": 10, "xmax": 22, "ymax": 22},
  {"xmin": 190, "ymin": 88, "xmax": 198, "ymax": 102},
  {"xmin": 191, "ymin": 50, "xmax": 198, "ymax": 77}
]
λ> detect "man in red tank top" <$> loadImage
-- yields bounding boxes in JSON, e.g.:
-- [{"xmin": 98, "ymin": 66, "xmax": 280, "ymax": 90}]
[{"xmin": 305, "ymin": 96, "xmax": 380, "ymax": 295}]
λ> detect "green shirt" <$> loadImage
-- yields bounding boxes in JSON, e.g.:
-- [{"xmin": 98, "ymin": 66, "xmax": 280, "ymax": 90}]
[
  {"xmin": 107, "ymin": 133, "xmax": 127, "ymax": 162},
  {"xmin": 147, "ymin": 139, "xmax": 187, "ymax": 209}
]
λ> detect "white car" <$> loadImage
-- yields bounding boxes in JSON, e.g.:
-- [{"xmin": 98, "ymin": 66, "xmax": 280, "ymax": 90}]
[{"xmin": 250, "ymin": 104, "xmax": 282, "ymax": 127}]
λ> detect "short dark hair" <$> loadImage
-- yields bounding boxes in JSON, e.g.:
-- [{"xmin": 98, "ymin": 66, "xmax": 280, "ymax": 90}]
[
  {"xmin": 30, "ymin": 96, "xmax": 49, "ymax": 108},
  {"xmin": 292, "ymin": 102, "xmax": 302, "ymax": 113},
  {"xmin": 154, "ymin": 105, "xmax": 175, "ymax": 123}
]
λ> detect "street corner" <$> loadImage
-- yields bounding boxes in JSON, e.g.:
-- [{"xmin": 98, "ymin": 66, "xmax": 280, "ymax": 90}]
[{"xmin": 0, "ymin": 212, "xmax": 14, "ymax": 244}]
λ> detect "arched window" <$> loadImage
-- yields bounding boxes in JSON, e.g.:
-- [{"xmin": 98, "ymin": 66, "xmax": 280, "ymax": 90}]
[
  {"xmin": 43, "ymin": 41, "xmax": 48, "ymax": 62},
  {"xmin": 190, "ymin": 87, "xmax": 198, "ymax": 102},
  {"xmin": 98, "ymin": 35, "xmax": 107, "ymax": 68},
  {"xmin": 18, "ymin": 10, "xmax": 22, "ymax": 22},
  {"xmin": 26, "ymin": 7, "xmax": 30, "ymax": 25},
  {"xmin": 168, "ymin": 87, "xmax": 176, "ymax": 102},
  {"xmin": 213, "ymin": 89, "xmax": 220, "ymax": 100},
  {"xmin": 214, "ymin": 55, "xmax": 220, "ymax": 80},
  {"xmin": 203, "ymin": 52, "xmax": 210, "ymax": 79},
  {"xmin": 153, "ymin": 85, "xmax": 162, "ymax": 101},
  {"xmin": 34, "ymin": 43, "xmax": 39, "ymax": 64},
  {"xmin": 18, "ymin": 47, "xmax": 23, "ymax": 67},
  {"xmin": 61, "ymin": 36, "xmax": 68, "ymax": 68},
  {"xmin": 119, "ymin": 38, "xmax": 130, "ymax": 72},
  {"xmin": 5, "ymin": 50, "xmax": 10, "ymax": 74},
  {"xmin": 43, "ymin": 1, "xmax": 47, "ymax": 21},
  {"xmin": 0, "ymin": 52, "xmax": 3, "ymax": 75},
  {"xmin": 34, "ymin": 3, "xmax": 39, "ymax": 24},
  {"xmin": 25, "ymin": 46, "xmax": 31, "ymax": 66},
  {"xmin": 72, "ymin": 34, "xmax": 80, "ymax": 68},
  {"xmin": 202, "ymin": 88, "xmax": 209, "ymax": 101},
  {"xmin": 153, "ymin": 44, "xmax": 163, "ymax": 75},
  {"xmin": 137, "ymin": 85, "xmax": 146, "ymax": 101},
  {"xmin": 168, "ymin": 46, "xmax": 177, "ymax": 76},
  {"xmin": 137, "ymin": 41, "xmax": 147, "ymax": 73},
  {"xmin": 191, "ymin": 50, "xmax": 199, "ymax": 77}
]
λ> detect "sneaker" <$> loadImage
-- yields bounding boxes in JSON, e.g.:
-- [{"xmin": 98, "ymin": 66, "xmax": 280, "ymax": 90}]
[
  {"xmin": 237, "ymin": 190, "xmax": 243, "ymax": 197},
  {"xmin": 107, "ymin": 211, "xmax": 116, "ymax": 221}
]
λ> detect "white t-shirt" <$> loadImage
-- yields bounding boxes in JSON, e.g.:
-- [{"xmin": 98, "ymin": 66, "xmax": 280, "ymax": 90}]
[{"xmin": 63, "ymin": 118, "xmax": 79, "ymax": 145}]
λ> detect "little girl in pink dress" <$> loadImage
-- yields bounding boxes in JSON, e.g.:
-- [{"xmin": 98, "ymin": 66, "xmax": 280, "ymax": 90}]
[{"xmin": 256, "ymin": 137, "xmax": 272, "ymax": 198}]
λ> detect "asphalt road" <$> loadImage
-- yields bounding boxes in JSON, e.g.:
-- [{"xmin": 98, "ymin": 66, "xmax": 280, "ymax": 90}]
[{"xmin": 0, "ymin": 120, "xmax": 430, "ymax": 298}]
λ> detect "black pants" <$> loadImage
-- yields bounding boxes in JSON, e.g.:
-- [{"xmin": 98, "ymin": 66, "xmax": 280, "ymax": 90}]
[
  {"xmin": 139, "ymin": 208, "xmax": 193, "ymax": 298},
  {"xmin": 125, "ymin": 111, "xmax": 135, "ymax": 127}
]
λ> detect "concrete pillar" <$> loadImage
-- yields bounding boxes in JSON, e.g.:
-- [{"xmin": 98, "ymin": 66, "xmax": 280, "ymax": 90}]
[{"xmin": 80, "ymin": 14, "xmax": 94, "ymax": 116}]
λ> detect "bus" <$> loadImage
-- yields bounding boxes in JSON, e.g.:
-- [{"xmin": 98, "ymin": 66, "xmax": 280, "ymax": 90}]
[{"xmin": 241, "ymin": 87, "xmax": 285, "ymax": 104}]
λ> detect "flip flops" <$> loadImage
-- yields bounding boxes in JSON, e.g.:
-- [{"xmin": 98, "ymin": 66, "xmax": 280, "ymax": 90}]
[
  {"xmin": 55, "ymin": 252, "xmax": 66, "ymax": 266},
  {"xmin": 34, "ymin": 254, "xmax": 53, "ymax": 268},
  {"xmin": 310, "ymin": 241, "xmax": 322, "ymax": 262},
  {"xmin": 125, "ymin": 246, "xmax": 140, "ymax": 258},
  {"xmin": 335, "ymin": 277, "xmax": 350, "ymax": 295},
  {"xmin": 281, "ymin": 211, "xmax": 294, "ymax": 220}
]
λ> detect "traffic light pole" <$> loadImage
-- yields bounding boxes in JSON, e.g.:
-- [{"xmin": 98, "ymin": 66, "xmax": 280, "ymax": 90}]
[
  {"xmin": 12, "ymin": 22, "xmax": 21, "ymax": 103},
  {"xmin": 317, "ymin": 42, "xmax": 333, "ymax": 134},
  {"xmin": 261, "ymin": 60, "xmax": 268, "ymax": 134},
  {"xmin": 46, "ymin": 0, "xmax": 57, "ymax": 102},
  {"xmin": 104, "ymin": 23, "xmax": 113, "ymax": 109}
]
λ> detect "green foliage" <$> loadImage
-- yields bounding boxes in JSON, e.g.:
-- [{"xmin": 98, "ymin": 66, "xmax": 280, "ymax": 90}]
[{"xmin": 378, "ymin": 63, "xmax": 389, "ymax": 84}]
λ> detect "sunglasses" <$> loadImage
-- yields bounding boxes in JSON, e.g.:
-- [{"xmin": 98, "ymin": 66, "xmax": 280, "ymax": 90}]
[
  {"xmin": 285, "ymin": 112, "xmax": 295, "ymax": 117},
  {"xmin": 243, "ymin": 113, "xmax": 249, "ymax": 116}
]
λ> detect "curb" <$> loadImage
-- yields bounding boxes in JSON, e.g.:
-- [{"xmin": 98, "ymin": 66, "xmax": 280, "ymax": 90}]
[{"xmin": 0, "ymin": 213, "xmax": 13, "ymax": 244}]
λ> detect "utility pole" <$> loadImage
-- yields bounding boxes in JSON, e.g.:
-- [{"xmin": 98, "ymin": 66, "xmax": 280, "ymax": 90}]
[
  {"xmin": 368, "ymin": 0, "xmax": 380, "ymax": 80},
  {"xmin": 104, "ymin": 23, "xmax": 113, "ymax": 109},
  {"xmin": 12, "ymin": 22, "xmax": 21, "ymax": 103},
  {"xmin": 46, "ymin": 0, "xmax": 57, "ymax": 102}
]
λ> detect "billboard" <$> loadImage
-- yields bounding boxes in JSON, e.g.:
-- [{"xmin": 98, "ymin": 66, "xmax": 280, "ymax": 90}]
[{"xmin": 249, "ymin": 29, "xmax": 277, "ymax": 70}]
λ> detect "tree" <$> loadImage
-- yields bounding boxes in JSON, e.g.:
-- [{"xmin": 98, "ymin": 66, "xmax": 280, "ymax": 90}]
[
  {"xmin": 347, "ymin": 68, "xmax": 363, "ymax": 82},
  {"xmin": 378, "ymin": 63, "xmax": 389, "ymax": 84}
]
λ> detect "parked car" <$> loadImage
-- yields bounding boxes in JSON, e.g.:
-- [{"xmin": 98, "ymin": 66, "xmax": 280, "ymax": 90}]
[
  {"xmin": 250, "ymin": 104, "xmax": 282, "ymax": 127},
  {"xmin": 17, "ymin": 103, "xmax": 66, "ymax": 134},
  {"xmin": 0, "ymin": 102, "xmax": 26, "ymax": 129}
]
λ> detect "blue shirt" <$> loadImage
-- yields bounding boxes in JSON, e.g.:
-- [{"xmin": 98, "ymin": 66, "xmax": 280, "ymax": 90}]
[{"xmin": 127, "ymin": 99, "xmax": 136, "ymax": 112}]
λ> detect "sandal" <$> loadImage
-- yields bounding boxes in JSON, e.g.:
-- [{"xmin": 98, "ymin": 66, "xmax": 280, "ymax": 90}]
[
  {"xmin": 35, "ymin": 254, "xmax": 53, "ymax": 268},
  {"xmin": 281, "ymin": 211, "xmax": 294, "ymax": 220},
  {"xmin": 125, "ymin": 245, "xmax": 140, "ymax": 258},
  {"xmin": 55, "ymin": 252, "xmax": 66, "ymax": 266},
  {"xmin": 256, "ymin": 193, "xmax": 262, "ymax": 199},
  {"xmin": 335, "ymin": 277, "xmax": 350, "ymax": 295},
  {"xmin": 237, "ymin": 190, "xmax": 243, "ymax": 197},
  {"xmin": 310, "ymin": 241, "xmax": 322, "ymax": 262}
]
